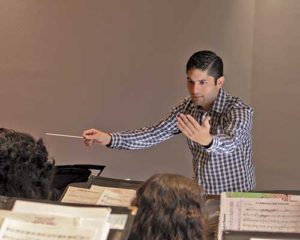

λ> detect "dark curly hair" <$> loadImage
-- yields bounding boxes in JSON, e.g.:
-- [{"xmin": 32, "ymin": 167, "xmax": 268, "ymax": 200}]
[
  {"xmin": 0, "ymin": 128, "xmax": 55, "ymax": 199},
  {"xmin": 129, "ymin": 173, "xmax": 207, "ymax": 240},
  {"xmin": 186, "ymin": 50, "xmax": 223, "ymax": 84}
]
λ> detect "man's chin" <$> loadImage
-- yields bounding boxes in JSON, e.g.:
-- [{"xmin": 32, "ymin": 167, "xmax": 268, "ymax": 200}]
[{"xmin": 192, "ymin": 99, "xmax": 204, "ymax": 107}]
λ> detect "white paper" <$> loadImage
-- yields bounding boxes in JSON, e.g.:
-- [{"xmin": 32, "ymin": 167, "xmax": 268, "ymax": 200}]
[
  {"xmin": 61, "ymin": 186, "xmax": 101, "ymax": 205},
  {"xmin": 288, "ymin": 195, "xmax": 300, "ymax": 202},
  {"xmin": 0, "ymin": 209, "xmax": 77, "ymax": 227},
  {"xmin": 10, "ymin": 201, "xmax": 113, "ymax": 240},
  {"xmin": 240, "ymin": 200, "xmax": 300, "ymax": 233},
  {"xmin": 0, "ymin": 219, "xmax": 96, "ymax": 240},
  {"xmin": 218, "ymin": 193, "xmax": 300, "ymax": 240},
  {"xmin": 250, "ymin": 238, "xmax": 290, "ymax": 240},
  {"xmin": 108, "ymin": 214, "xmax": 128, "ymax": 230},
  {"xmin": 79, "ymin": 219, "xmax": 110, "ymax": 240},
  {"xmin": 91, "ymin": 185, "xmax": 136, "ymax": 207},
  {"xmin": 12, "ymin": 200, "xmax": 111, "ymax": 220}
]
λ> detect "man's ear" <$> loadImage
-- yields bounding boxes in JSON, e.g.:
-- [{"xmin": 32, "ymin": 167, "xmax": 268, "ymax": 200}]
[{"xmin": 216, "ymin": 76, "xmax": 225, "ymax": 88}]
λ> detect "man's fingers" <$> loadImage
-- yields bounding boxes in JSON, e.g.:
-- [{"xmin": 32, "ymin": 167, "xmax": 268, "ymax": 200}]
[
  {"xmin": 177, "ymin": 122, "xmax": 190, "ymax": 137},
  {"xmin": 83, "ymin": 129, "xmax": 97, "ymax": 136},
  {"xmin": 84, "ymin": 135, "xmax": 95, "ymax": 140},
  {"xmin": 186, "ymin": 114, "xmax": 201, "ymax": 130},
  {"xmin": 82, "ymin": 129, "xmax": 99, "ymax": 146},
  {"xmin": 83, "ymin": 129, "xmax": 101, "ymax": 140},
  {"xmin": 177, "ymin": 117, "xmax": 193, "ymax": 137},
  {"xmin": 178, "ymin": 114, "xmax": 196, "ymax": 132},
  {"xmin": 83, "ymin": 138, "xmax": 93, "ymax": 147}
]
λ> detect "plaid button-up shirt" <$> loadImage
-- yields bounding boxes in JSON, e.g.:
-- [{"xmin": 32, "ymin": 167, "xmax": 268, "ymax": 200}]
[{"xmin": 109, "ymin": 89, "xmax": 255, "ymax": 194}]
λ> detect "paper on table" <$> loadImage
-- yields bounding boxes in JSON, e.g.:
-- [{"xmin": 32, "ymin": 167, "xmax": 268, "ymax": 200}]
[
  {"xmin": 218, "ymin": 193, "xmax": 300, "ymax": 240},
  {"xmin": 91, "ymin": 185, "xmax": 136, "ymax": 207},
  {"xmin": 108, "ymin": 214, "xmax": 128, "ymax": 230},
  {"xmin": 0, "ymin": 209, "xmax": 77, "ymax": 227},
  {"xmin": 288, "ymin": 195, "xmax": 300, "ymax": 202},
  {"xmin": 0, "ymin": 218, "xmax": 97, "ymax": 240},
  {"xmin": 250, "ymin": 238, "xmax": 290, "ymax": 240},
  {"xmin": 78, "ymin": 219, "xmax": 110, "ymax": 240},
  {"xmin": 12, "ymin": 200, "xmax": 111, "ymax": 220},
  {"xmin": 11, "ymin": 201, "xmax": 112, "ymax": 240},
  {"xmin": 226, "ymin": 192, "xmax": 288, "ymax": 199},
  {"xmin": 0, "ymin": 210, "xmax": 111, "ymax": 240},
  {"xmin": 239, "ymin": 199, "xmax": 300, "ymax": 233},
  {"xmin": 61, "ymin": 186, "xmax": 101, "ymax": 205}
]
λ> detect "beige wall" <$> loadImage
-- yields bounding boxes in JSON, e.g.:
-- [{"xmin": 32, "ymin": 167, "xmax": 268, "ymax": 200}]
[
  {"xmin": 252, "ymin": 0, "xmax": 300, "ymax": 190},
  {"xmin": 0, "ymin": 0, "xmax": 299, "ymax": 189}
]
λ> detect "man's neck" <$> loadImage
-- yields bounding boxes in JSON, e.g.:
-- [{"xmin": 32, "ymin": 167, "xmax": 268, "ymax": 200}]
[
  {"xmin": 196, "ymin": 103, "xmax": 212, "ymax": 112},
  {"xmin": 202, "ymin": 102, "xmax": 214, "ymax": 112}
]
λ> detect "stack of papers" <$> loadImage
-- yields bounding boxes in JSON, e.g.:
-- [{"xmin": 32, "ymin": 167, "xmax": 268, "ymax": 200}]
[
  {"xmin": 0, "ymin": 200, "xmax": 112, "ymax": 240},
  {"xmin": 61, "ymin": 185, "xmax": 136, "ymax": 207},
  {"xmin": 218, "ymin": 192, "xmax": 300, "ymax": 240}
]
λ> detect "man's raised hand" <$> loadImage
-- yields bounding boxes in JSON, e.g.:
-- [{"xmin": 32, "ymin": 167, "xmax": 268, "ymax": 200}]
[{"xmin": 176, "ymin": 114, "xmax": 212, "ymax": 146}]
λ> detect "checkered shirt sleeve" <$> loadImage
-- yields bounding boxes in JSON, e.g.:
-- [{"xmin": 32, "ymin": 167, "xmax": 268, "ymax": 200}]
[
  {"xmin": 206, "ymin": 104, "xmax": 253, "ymax": 154},
  {"xmin": 108, "ymin": 98, "xmax": 189, "ymax": 149}
]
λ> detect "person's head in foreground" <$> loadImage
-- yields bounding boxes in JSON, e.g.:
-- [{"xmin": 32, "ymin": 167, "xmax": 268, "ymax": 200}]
[
  {"xmin": 129, "ymin": 173, "xmax": 207, "ymax": 240},
  {"xmin": 0, "ymin": 128, "xmax": 54, "ymax": 199}
]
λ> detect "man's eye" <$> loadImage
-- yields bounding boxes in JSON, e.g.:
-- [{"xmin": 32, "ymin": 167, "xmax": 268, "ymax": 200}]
[
  {"xmin": 187, "ymin": 80, "xmax": 194, "ymax": 84},
  {"xmin": 199, "ymin": 80, "xmax": 207, "ymax": 85}
]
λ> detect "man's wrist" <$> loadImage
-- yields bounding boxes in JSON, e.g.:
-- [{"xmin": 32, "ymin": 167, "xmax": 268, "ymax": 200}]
[
  {"xmin": 201, "ymin": 135, "xmax": 213, "ymax": 148},
  {"xmin": 105, "ymin": 133, "xmax": 113, "ymax": 146},
  {"xmin": 202, "ymin": 138, "xmax": 213, "ymax": 148}
]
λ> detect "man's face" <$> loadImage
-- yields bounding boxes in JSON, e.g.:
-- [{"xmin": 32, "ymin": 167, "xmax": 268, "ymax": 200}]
[{"xmin": 187, "ymin": 68, "xmax": 223, "ymax": 110}]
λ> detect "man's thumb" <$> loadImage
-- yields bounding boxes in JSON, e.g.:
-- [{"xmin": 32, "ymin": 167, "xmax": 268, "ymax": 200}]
[{"xmin": 203, "ymin": 116, "xmax": 211, "ymax": 128}]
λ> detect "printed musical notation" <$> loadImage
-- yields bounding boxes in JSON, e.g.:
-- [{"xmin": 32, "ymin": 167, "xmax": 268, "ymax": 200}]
[
  {"xmin": 62, "ymin": 185, "xmax": 136, "ymax": 207},
  {"xmin": 0, "ymin": 219, "xmax": 96, "ymax": 240},
  {"xmin": 218, "ymin": 192, "xmax": 300, "ymax": 240},
  {"xmin": 224, "ymin": 198, "xmax": 300, "ymax": 233}
]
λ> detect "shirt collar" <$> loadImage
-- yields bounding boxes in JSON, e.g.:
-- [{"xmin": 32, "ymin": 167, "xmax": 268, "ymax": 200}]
[{"xmin": 211, "ymin": 88, "xmax": 227, "ymax": 113}]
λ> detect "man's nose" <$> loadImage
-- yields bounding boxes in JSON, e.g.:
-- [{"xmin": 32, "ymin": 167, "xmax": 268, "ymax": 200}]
[{"xmin": 191, "ymin": 82, "xmax": 202, "ymax": 93}]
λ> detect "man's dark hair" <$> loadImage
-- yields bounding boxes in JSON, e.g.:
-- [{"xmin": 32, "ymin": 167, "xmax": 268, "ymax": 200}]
[
  {"xmin": 129, "ymin": 173, "xmax": 207, "ymax": 240},
  {"xmin": 186, "ymin": 50, "xmax": 223, "ymax": 84},
  {"xmin": 0, "ymin": 128, "xmax": 55, "ymax": 199}
]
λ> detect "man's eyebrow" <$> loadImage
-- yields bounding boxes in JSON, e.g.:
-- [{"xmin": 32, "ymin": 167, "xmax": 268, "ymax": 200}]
[{"xmin": 187, "ymin": 77, "xmax": 207, "ymax": 82}]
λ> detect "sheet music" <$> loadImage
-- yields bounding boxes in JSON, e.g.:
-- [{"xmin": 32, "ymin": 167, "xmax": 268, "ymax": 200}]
[
  {"xmin": 218, "ymin": 193, "xmax": 300, "ymax": 240},
  {"xmin": 218, "ymin": 193, "xmax": 228, "ymax": 240},
  {"xmin": 220, "ymin": 195, "xmax": 300, "ymax": 234},
  {"xmin": 240, "ymin": 200, "xmax": 300, "ymax": 233},
  {"xmin": 9, "ymin": 201, "xmax": 112, "ymax": 240},
  {"xmin": 288, "ymin": 195, "xmax": 300, "ymax": 202},
  {"xmin": 79, "ymin": 219, "xmax": 110, "ymax": 240},
  {"xmin": 91, "ymin": 185, "xmax": 136, "ymax": 207},
  {"xmin": 251, "ymin": 238, "xmax": 291, "ymax": 240},
  {"xmin": 0, "ymin": 219, "xmax": 96, "ymax": 240},
  {"xmin": 12, "ymin": 200, "xmax": 111, "ymax": 220},
  {"xmin": 108, "ymin": 214, "xmax": 128, "ymax": 230},
  {"xmin": 0, "ymin": 209, "xmax": 77, "ymax": 227},
  {"xmin": 61, "ymin": 186, "xmax": 101, "ymax": 205}
]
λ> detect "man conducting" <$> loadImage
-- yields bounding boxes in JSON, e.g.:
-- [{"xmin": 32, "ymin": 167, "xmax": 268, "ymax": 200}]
[{"xmin": 82, "ymin": 50, "xmax": 255, "ymax": 195}]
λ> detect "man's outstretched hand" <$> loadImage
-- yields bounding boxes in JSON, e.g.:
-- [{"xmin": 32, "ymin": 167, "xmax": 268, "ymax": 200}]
[{"xmin": 82, "ymin": 128, "xmax": 112, "ymax": 146}]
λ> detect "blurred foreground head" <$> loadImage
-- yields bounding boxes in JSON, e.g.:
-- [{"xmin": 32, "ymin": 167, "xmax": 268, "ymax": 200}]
[
  {"xmin": 130, "ymin": 173, "xmax": 207, "ymax": 240},
  {"xmin": 0, "ymin": 128, "xmax": 54, "ymax": 199}
]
